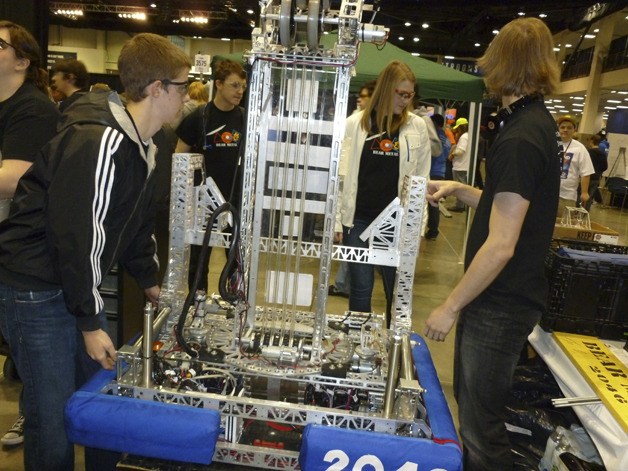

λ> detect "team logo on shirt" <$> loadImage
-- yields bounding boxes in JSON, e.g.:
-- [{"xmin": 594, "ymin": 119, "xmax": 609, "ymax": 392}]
[
  {"xmin": 371, "ymin": 137, "xmax": 399, "ymax": 156},
  {"xmin": 213, "ymin": 130, "xmax": 241, "ymax": 147},
  {"xmin": 560, "ymin": 151, "xmax": 573, "ymax": 179}
]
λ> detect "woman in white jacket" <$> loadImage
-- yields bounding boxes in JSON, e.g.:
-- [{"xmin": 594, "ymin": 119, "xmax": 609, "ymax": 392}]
[{"xmin": 336, "ymin": 60, "xmax": 431, "ymax": 326}]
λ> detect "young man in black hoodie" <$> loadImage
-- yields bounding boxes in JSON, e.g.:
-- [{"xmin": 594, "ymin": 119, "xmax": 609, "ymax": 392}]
[{"xmin": 0, "ymin": 33, "xmax": 191, "ymax": 471}]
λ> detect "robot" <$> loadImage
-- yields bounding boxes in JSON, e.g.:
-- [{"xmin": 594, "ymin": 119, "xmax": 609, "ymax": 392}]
[{"xmin": 67, "ymin": 2, "xmax": 461, "ymax": 469}]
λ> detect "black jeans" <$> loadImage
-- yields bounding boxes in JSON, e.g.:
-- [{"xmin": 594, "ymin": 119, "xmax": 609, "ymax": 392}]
[{"xmin": 454, "ymin": 305, "xmax": 541, "ymax": 471}]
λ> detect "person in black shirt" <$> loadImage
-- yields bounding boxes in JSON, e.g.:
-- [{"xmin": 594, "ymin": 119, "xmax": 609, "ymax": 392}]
[
  {"xmin": 176, "ymin": 59, "xmax": 247, "ymax": 292},
  {"xmin": 0, "ymin": 20, "xmax": 61, "ymax": 447},
  {"xmin": 50, "ymin": 58, "xmax": 90, "ymax": 113},
  {"xmin": 423, "ymin": 18, "xmax": 561, "ymax": 471},
  {"xmin": 336, "ymin": 61, "xmax": 431, "ymax": 326}
]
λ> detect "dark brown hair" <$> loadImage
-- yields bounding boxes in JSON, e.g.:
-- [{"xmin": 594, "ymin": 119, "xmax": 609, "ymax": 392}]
[
  {"xmin": 51, "ymin": 59, "xmax": 90, "ymax": 89},
  {"xmin": 213, "ymin": 59, "xmax": 246, "ymax": 83},
  {"xmin": 0, "ymin": 20, "xmax": 48, "ymax": 94}
]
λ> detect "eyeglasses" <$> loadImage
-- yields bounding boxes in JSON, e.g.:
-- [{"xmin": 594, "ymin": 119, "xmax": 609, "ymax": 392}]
[
  {"xmin": 161, "ymin": 79, "xmax": 189, "ymax": 94},
  {"xmin": 395, "ymin": 89, "xmax": 415, "ymax": 101},
  {"xmin": 0, "ymin": 38, "xmax": 17, "ymax": 52},
  {"xmin": 225, "ymin": 81, "xmax": 247, "ymax": 91}
]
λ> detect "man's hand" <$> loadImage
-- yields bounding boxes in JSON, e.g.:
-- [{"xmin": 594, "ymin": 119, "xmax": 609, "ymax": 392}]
[
  {"xmin": 423, "ymin": 304, "xmax": 458, "ymax": 342},
  {"xmin": 82, "ymin": 329, "xmax": 117, "ymax": 369},
  {"xmin": 427, "ymin": 180, "xmax": 459, "ymax": 207},
  {"xmin": 334, "ymin": 231, "xmax": 343, "ymax": 244},
  {"xmin": 580, "ymin": 191, "xmax": 590, "ymax": 208},
  {"xmin": 144, "ymin": 285, "xmax": 160, "ymax": 306}
]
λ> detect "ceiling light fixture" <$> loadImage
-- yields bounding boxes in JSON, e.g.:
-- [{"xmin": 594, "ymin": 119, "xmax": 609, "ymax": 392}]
[
  {"xmin": 247, "ymin": 9, "xmax": 254, "ymax": 14},
  {"xmin": 150, "ymin": 3, "xmax": 157, "ymax": 7},
  {"xmin": 398, "ymin": 36, "xmax": 405, "ymax": 41},
  {"xmin": 474, "ymin": 43, "xmax": 480, "ymax": 47},
  {"xmin": 405, "ymin": 22, "xmax": 411, "ymax": 27},
  {"xmin": 421, "ymin": 23, "xmax": 429, "ymax": 29},
  {"xmin": 119, "ymin": 12, "xmax": 146, "ymax": 20},
  {"xmin": 444, "ymin": 55, "xmax": 455, "ymax": 60},
  {"xmin": 539, "ymin": 13, "xmax": 547, "ymax": 18},
  {"xmin": 492, "ymin": 30, "xmax": 499, "ymax": 35},
  {"xmin": 607, "ymin": 99, "xmax": 622, "ymax": 103},
  {"xmin": 584, "ymin": 34, "xmax": 596, "ymax": 39},
  {"xmin": 180, "ymin": 16, "xmax": 208, "ymax": 24},
  {"xmin": 413, "ymin": 37, "xmax": 419, "ymax": 42},
  {"xmin": 517, "ymin": 11, "xmax": 525, "ymax": 16},
  {"xmin": 54, "ymin": 9, "xmax": 84, "ymax": 18}
]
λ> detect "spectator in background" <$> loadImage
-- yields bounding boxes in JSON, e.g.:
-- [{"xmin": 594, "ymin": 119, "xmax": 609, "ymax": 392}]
[
  {"xmin": 0, "ymin": 19, "xmax": 62, "ymax": 449},
  {"xmin": 172, "ymin": 80, "xmax": 209, "ymax": 129},
  {"xmin": 414, "ymin": 103, "xmax": 443, "ymax": 160},
  {"xmin": 556, "ymin": 115, "xmax": 594, "ymax": 216},
  {"xmin": 581, "ymin": 133, "xmax": 608, "ymax": 210},
  {"xmin": 424, "ymin": 17, "xmax": 561, "ymax": 471},
  {"xmin": 90, "ymin": 82, "xmax": 111, "ymax": 92},
  {"xmin": 425, "ymin": 113, "xmax": 451, "ymax": 240},
  {"xmin": 448, "ymin": 117, "xmax": 470, "ymax": 212},
  {"xmin": 336, "ymin": 60, "xmax": 431, "ymax": 327},
  {"xmin": 49, "ymin": 84, "xmax": 66, "ymax": 104},
  {"xmin": 50, "ymin": 58, "xmax": 90, "ymax": 112}
]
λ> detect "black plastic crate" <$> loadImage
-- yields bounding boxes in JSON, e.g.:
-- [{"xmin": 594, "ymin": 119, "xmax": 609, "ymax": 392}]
[{"xmin": 542, "ymin": 241, "xmax": 628, "ymax": 341}]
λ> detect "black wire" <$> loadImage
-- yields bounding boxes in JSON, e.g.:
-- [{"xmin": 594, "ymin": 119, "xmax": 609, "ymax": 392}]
[{"xmin": 176, "ymin": 202, "xmax": 235, "ymax": 357}]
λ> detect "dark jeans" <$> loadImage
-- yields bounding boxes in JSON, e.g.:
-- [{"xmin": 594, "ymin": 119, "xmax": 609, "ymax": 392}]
[
  {"xmin": 454, "ymin": 305, "xmax": 541, "ymax": 471},
  {"xmin": 427, "ymin": 175, "xmax": 444, "ymax": 238},
  {"xmin": 343, "ymin": 218, "xmax": 396, "ymax": 325},
  {"xmin": 0, "ymin": 282, "xmax": 117, "ymax": 471}
]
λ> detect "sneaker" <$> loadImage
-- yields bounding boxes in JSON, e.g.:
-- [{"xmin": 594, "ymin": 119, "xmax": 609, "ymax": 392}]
[
  {"xmin": 1, "ymin": 415, "xmax": 24, "ymax": 446},
  {"xmin": 328, "ymin": 285, "xmax": 349, "ymax": 298},
  {"xmin": 447, "ymin": 206, "xmax": 465, "ymax": 213}
]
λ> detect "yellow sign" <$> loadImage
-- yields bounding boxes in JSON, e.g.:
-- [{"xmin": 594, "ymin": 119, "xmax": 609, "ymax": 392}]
[{"xmin": 553, "ymin": 332, "xmax": 628, "ymax": 433}]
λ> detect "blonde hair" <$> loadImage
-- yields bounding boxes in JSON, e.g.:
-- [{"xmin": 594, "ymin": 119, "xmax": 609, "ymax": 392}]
[
  {"xmin": 477, "ymin": 18, "xmax": 559, "ymax": 97},
  {"xmin": 188, "ymin": 81, "xmax": 209, "ymax": 103},
  {"xmin": 360, "ymin": 60, "xmax": 415, "ymax": 135}
]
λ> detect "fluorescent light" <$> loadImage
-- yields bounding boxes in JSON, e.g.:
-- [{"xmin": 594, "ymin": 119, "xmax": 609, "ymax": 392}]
[
  {"xmin": 572, "ymin": 103, "xmax": 584, "ymax": 107},
  {"xmin": 492, "ymin": 30, "xmax": 499, "ymax": 35},
  {"xmin": 565, "ymin": 44, "xmax": 572, "ymax": 48},
  {"xmin": 607, "ymin": 99, "xmax": 622, "ymax": 103},
  {"xmin": 518, "ymin": 11, "xmax": 525, "ymax": 16},
  {"xmin": 474, "ymin": 43, "xmax": 480, "ymax": 47},
  {"xmin": 247, "ymin": 9, "xmax": 254, "ymax": 14},
  {"xmin": 444, "ymin": 55, "xmax": 455, "ymax": 59},
  {"xmin": 573, "ymin": 96, "xmax": 584, "ymax": 100},
  {"xmin": 539, "ymin": 13, "xmax": 547, "ymax": 18},
  {"xmin": 422, "ymin": 23, "xmax": 429, "ymax": 29},
  {"xmin": 405, "ymin": 22, "xmax": 411, "ymax": 27},
  {"xmin": 584, "ymin": 34, "xmax": 596, "ymax": 39},
  {"xmin": 413, "ymin": 37, "xmax": 419, "ymax": 42},
  {"xmin": 553, "ymin": 99, "xmax": 562, "ymax": 102},
  {"xmin": 604, "ymin": 106, "xmax": 616, "ymax": 110},
  {"xmin": 398, "ymin": 36, "xmax": 405, "ymax": 41},
  {"xmin": 221, "ymin": 38, "xmax": 230, "ymax": 41},
  {"xmin": 553, "ymin": 47, "xmax": 560, "ymax": 52},
  {"xmin": 411, "ymin": 52, "xmax": 421, "ymax": 56}
]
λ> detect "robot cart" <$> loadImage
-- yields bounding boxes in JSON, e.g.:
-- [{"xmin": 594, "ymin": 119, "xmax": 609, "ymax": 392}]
[{"xmin": 66, "ymin": 1, "xmax": 462, "ymax": 469}]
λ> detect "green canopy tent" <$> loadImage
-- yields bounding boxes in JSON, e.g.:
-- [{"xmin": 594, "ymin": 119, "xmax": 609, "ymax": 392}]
[
  {"xmin": 341, "ymin": 40, "xmax": 484, "ymax": 102},
  {"xmin": 216, "ymin": 35, "xmax": 485, "ymax": 102}
]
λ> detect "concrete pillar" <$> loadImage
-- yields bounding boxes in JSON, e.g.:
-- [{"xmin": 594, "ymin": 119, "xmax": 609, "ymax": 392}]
[{"xmin": 580, "ymin": 15, "xmax": 615, "ymax": 134}]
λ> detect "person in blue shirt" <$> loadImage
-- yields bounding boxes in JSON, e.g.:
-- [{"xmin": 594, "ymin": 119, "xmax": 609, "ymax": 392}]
[{"xmin": 425, "ymin": 113, "xmax": 451, "ymax": 240}]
